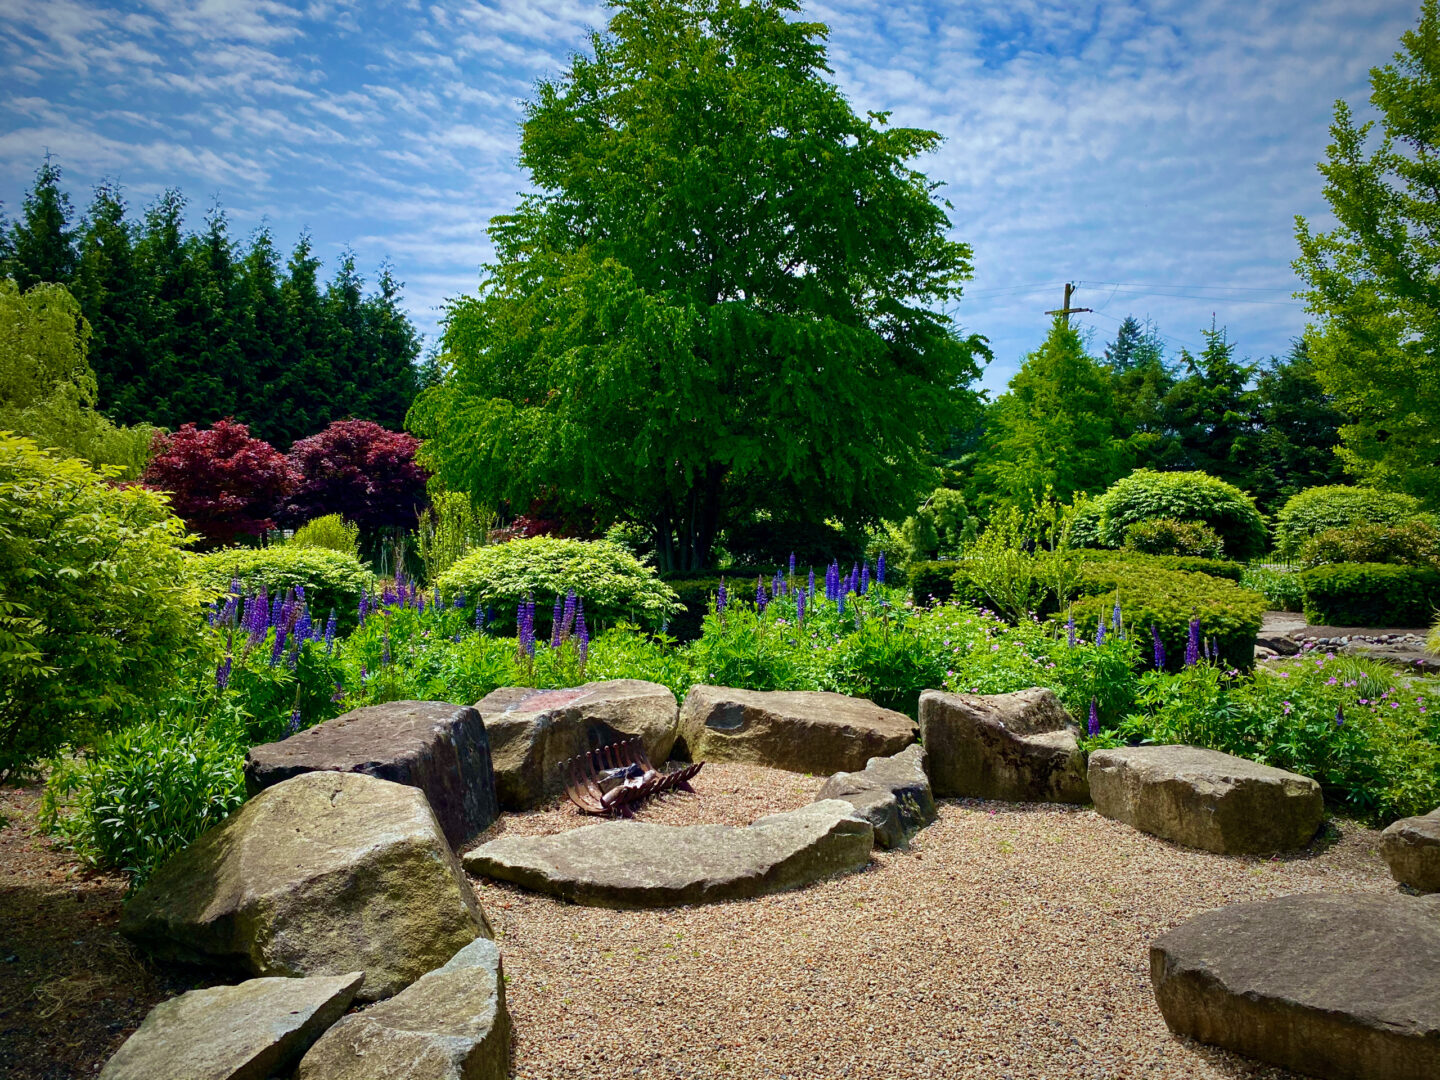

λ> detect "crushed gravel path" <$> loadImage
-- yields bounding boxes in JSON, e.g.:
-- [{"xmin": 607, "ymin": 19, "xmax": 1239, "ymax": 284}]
[{"xmin": 467, "ymin": 767, "xmax": 1396, "ymax": 1080}]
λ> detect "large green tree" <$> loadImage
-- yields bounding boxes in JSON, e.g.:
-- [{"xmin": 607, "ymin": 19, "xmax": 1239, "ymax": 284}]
[
  {"xmin": 409, "ymin": 0, "xmax": 987, "ymax": 571},
  {"xmin": 1295, "ymin": 0, "xmax": 1440, "ymax": 506},
  {"xmin": 1156, "ymin": 325, "xmax": 1256, "ymax": 485}
]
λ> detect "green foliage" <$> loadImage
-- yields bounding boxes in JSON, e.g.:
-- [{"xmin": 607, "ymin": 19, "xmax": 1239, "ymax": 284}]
[
  {"xmin": 1240, "ymin": 564, "xmax": 1306, "ymax": 613},
  {"xmin": 438, "ymin": 537, "xmax": 680, "ymax": 630},
  {"xmin": 961, "ymin": 503, "xmax": 1082, "ymax": 623},
  {"xmin": 1299, "ymin": 562, "xmax": 1440, "ymax": 627},
  {"xmin": 1153, "ymin": 327, "xmax": 1256, "ymax": 487},
  {"xmin": 190, "ymin": 547, "xmax": 373, "ymax": 632},
  {"xmin": 290, "ymin": 514, "xmax": 360, "ymax": 557},
  {"xmin": 1095, "ymin": 469, "xmax": 1267, "ymax": 561},
  {"xmin": 1273, "ymin": 486, "xmax": 1426, "ymax": 557},
  {"xmin": 417, "ymin": 491, "xmax": 490, "ymax": 583},
  {"xmin": 1299, "ymin": 520, "xmax": 1440, "ymax": 570},
  {"xmin": 899, "ymin": 488, "xmax": 974, "ymax": 563},
  {"xmin": 910, "ymin": 562, "xmax": 962, "ymax": 605},
  {"xmin": 1073, "ymin": 549, "xmax": 1244, "ymax": 582},
  {"xmin": 408, "ymin": 0, "xmax": 986, "ymax": 572},
  {"xmin": 1294, "ymin": 1, "xmax": 1440, "ymax": 505},
  {"xmin": 0, "ymin": 434, "xmax": 206, "ymax": 783},
  {"xmin": 1123, "ymin": 518, "xmax": 1226, "ymax": 559},
  {"xmin": 1066, "ymin": 496, "xmax": 1105, "ymax": 548}
]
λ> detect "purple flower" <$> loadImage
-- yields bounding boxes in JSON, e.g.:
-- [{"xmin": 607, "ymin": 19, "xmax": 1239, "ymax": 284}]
[
  {"xmin": 1088, "ymin": 698, "xmax": 1100, "ymax": 737},
  {"xmin": 517, "ymin": 597, "xmax": 536, "ymax": 659},
  {"xmin": 1185, "ymin": 616, "xmax": 1201, "ymax": 667},
  {"xmin": 716, "ymin": 579, "xmax": 728, "ymax": 616},
  {"xmin": 1066, "ymin": 610, "xmax": 1076, "ymax": 647},
  {"xmin": 796, "ymin": 590, "xmax": 806, "ymax": 624},
  {"xmin": 789, "ymin": 552, "xmax": 797, "ymax": 579},
  {"xmin": 295, "ymin": 608, "xmax": 313, "ymax": 643},
  {"xmin": 416, "ymin": 592, "xmax": 426, "ymax": 615},
  {"xmin": 475, "ymin": 603, "xmax": 487, "ymax": 631},
  {"xmin": 755, "ymin": 576, "xmax": 768, "ymax": 613},
  {"xmin": 287, "ymin": 704, "xmax": 302, "ymax": 736},
  {"xmin": 269, "ymin": 593, "xmax": 284, "ymax": 628},
  {"xmin": 331, "ymin": 682, "xmax": 345, "ymax": 703},
  {"xmin": 837, "ymin": 589, "xmax": 847, "ymax": 616},
  {"xmin": 551, "ymin": 595, "xmax": 565, "ymax": 649},
  {"xmin": 861, "ymin": 564, "xmax": 871, "ymax": 595},
  {"xmin": 575, "ymin": 599, "xmax": 589, "ymax": 667},
  {"xmin": 358, "ymin": 590, "xmax": 370, "ymax": 627},
  {"xmin": 1095, "ymin": 612, "xmax": 1106, "ymax": 647},
  {"xmin": 323, "ymin": 611, "xmax": 337, "ymax": 653},
  {"xmin": 1151, "ymin": 624, "xmax": 1166, "ymax": 670},
  {"xmin": 381, "ymin": 625, "xmax": 392, "ymax": 667},
  {"xmin": 773, "ymin": 570, "xmax": 784, "ymax": 598},
  {"xmin": 269, "ymin": 625, "xmax": 287, "ymax": 666},
  {"xmin": 1335, "ymin": 704, "xmax": 1345, "ymax": 728},
  {"xmin": 454, "ymin": 592, "xmax": 466, "ymax": 609},
  {"xmin": 877, "ymin": 553, "xmax": 886, "ymax": 585},
  {"xmin": 215, "ymin": 652, "xmax": 233, "ymax": 691},
  {"xmin": 1112, "ymin": 599, "xmax": 1123, "ymax": 640},
  {"xmin": 808, "ymin": 566, "xmax": 816, "ymax": 601}
]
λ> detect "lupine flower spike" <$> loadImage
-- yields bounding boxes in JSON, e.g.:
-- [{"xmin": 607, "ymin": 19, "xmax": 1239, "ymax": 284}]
[
  {"xmin": 1184, "ymin": 616, "xmax": 1201, "ymax": 667},
  {"xmin": 1335, "ymin": 704, "xmax": 1345, "ymax": 728},
  {"xmin": 755, "ymin": 576, "xmax": 768, "ymax": 613},
  {"xmin": 1095, "ymin": 612, "xmax": 1106, "ymax": 647},
  {"xmin": 716, "ymin": 579, "xmax": 728, "ymax": 616},
  {"xmin": 575, "ymin": 599, "xmax": 589, "ymax": 669},
  {"xmin": 877, "ymin": 552, "xmax": 887, "ymax": 586},
  {"xmin": 808, "ymin": 567, "xmax": 816, "ymax": 601},
  {"xmin": 1066, "ymin": 609, "xmax": 1076, "ymax": 647},
  {"xmin": 1112, "ymin": 598, "xmax": 1123, "ymax": 640},
  {"xmin": 796, "ymin": 590, "xmax": 806, "ymax": 624},
  {"xmin": 1151, "ymin": 625, "xmax": 1165, "ymax": 670},
  {"xmin": 1088, "ymin": 697, "xmax": 1100, "ymax": 737},
  {"xmin": 216, "ymin": 651, "xmax": 233, "ymax": 691},
  {"xmin": 324, "ymin": 610, "xmax": 337, "ymax": 654},
  {"xmin": 551, "ymin": 595, "xmax": 565, "ymax": 649},
  {"xmin": 861, "ymin": 564, "xmax": 870, "ymax": 595},
  {"xmin": 563, "ymin": 589, "xmax": 578, "ymax": 636}
]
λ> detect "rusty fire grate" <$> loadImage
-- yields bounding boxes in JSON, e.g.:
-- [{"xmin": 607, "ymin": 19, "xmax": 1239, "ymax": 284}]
[{"xmin": 561, "ymin": 738, "xmax": 703, "ymax": 816}]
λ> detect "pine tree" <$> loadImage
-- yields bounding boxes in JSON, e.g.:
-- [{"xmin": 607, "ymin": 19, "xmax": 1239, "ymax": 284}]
[
  {"xmin": 73, "ymin": 182, "xmax": 145, "ymax": 420},
  {"xmin": 1158, "ymin": 325, "xmax": 1257, "ymax": 485},
  {"xmin": 5, "ymin": 160, "xmax": 78, "ymax": 290}
]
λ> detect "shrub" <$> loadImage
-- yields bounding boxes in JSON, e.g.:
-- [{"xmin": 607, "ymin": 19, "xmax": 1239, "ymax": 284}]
[
  {"xmin": 721, "ymin": 517, "xmax": 864, "ymax": 568},
  {"xmin": 1299, "ymin": 563, "xmax": 1440, "ymax": 627},
  {"xmin": 142, "ymin": 419, "xmax": 293, "ymax": 547},
  {"xmin": 910, "ymin": 561, "xmax": 962, "ymax": 605},
  {"xmin": 417, "ymin": 490, "xmax": 490, "ymax": 582},
  {"xmin": 1273, "ymin": 486, "xmax": 1426, "ymax": 558},
  {"xmin": 1123, "ymin": 517, "xmax": 1226, "ymax": 559},
  {"xmin": 1073, "ymin": 549, "xmax": 1244, "ymax": 582},
  {"xmin": 0, "ymin": 434, "xmax": 208, "ymax": 783},
  {"xmin": 1241, "ymin": 564, "xmax": 1305, "ymax": 612},
  {"xmin": 190, "ymin": 547, "xmax": 373, "ymax": 631},
  {"xmin": 290, "ymin": 514, "xmax": 360, "ymax": 556},
  {"xmin": 1066, "ymin": 496, "xmax": 1105, "ymax": 548},
  {"xmin": 281, "ymin": 419, "xmax": 428, "ymax": 533},
  {"xmin": 437, "ymin": 537, "xmax": 681, "ymax": 631},
  {"xmin": 1065, "ymin": 560, "xmax": 1267, "ymax": 671},
  {"xmin": 1096, "ymin": 470, "xmax": 1267, "ymax": 560},
  {"xmin": 1299, "ymin": 520, "xmax": 1440, "ymax": 570}
]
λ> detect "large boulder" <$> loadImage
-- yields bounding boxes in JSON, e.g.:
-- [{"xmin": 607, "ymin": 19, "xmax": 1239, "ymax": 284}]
[
  {"xmin": 100, "ymin": 972, "xmax": 363, "ymax": 1080},
  {"xmin": 1151, "ymin": 892, "xmax": 1440, "ymax": 1080},
  {"xmin": 464, "ymin": 800, "xmax": 873, "ymax": 908},
  {"xmin": 244, "ymin": 700, "xmax": 498, "ymax": 848},
  {"xmin": 475, "ymin": 680, "xmax": 678, "ymax": 810},
  {"xmin": 296, "ymin": 938, "xmax": 508, "ymax": 1080},
  {"xmin": 120, "ymin": 772, "xmax": 491, "ymax": 1001},
  {"xmin": 676, "ymin": 686, "xmax": 916, "ymax": 775},
  {"xmin": 917, "ymin": 688, "xmax": 1088, "ymax": 803},
  {"xmin": 1088, "ymin": 745, "xmax": 1324, "ymax": 855},
  {"xmin": 815, "ymin": 743, "xmax": 936, "ymax": 848},
  {"xmin": 1382, "ymin": 809, "xmax": 1440, "ymax": 893}
]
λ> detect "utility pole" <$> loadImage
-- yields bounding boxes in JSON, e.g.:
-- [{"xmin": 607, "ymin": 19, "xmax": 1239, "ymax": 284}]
[{"xmin": 1045, "ymin": 282, "xmax": 1092, "ymax": 327}]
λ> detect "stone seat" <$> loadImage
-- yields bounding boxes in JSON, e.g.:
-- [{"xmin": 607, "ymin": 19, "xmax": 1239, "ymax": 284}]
[
  {"xmin": 815, "ymin": 743, "xmax": 936, "ymax": 848},
  {"xmin": 1381, "ymin": 808, "xmax": 1440, "ymax": 892}
]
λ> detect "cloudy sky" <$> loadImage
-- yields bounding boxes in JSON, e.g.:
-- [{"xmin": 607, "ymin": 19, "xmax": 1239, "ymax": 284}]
[{"xmin": 0, "ymin": 0, "xmax": 1419, "ymax": 390}]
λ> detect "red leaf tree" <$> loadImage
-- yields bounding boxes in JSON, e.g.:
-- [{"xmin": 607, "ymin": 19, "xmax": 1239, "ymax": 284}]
[
  {"xmin": 142, "ymin": 420, "xmax": 293, "ymax": 546},
  {"xmin": 281, "ymin": 419, "xmax": 428, "ymax": 532}
]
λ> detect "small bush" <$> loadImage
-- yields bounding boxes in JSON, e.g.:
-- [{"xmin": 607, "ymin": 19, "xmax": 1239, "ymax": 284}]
[
  {"xmin": 190, "ymin": 547, "xmax": 373, "ymax": 631},
  {"xmin": 290, "ymin": 514, "xmax": 360, "ymax": 556},
  {"xmin": 1299, "ymin": 563, "xmax": 1440, "ymax": 627},
  {"xmin": 1096, "ymin": 470, "xmax": 1267, "ymax": 560},
  {"xmin": 910, "ymin": 561, "xmax": 962, "ymax": 605},
  {"xmin": 1123, "ymin": 517, "xmax": 1226, "ymax": 559},
  {"xmin": 1066, "ymin": 496, "xmax": 1105, "ymax": 548},
  {"xmin": 438, "ymin": 537, "xmax": 681, "ymax": 630},
  {"xmin": 1073, "ymin": 549, "xmax": 1244, "ymax": 582},
  {"xmin": 1299, "ymin": 520, "xmax": 1440, "ymax": 570},
  {"xmin": 1273, "ymin": 486, "xmax": 1426, "ymax": 558},
  {"xmin": 1240, "ymin": 564, "xmax": 1305, "ymax": 612}
]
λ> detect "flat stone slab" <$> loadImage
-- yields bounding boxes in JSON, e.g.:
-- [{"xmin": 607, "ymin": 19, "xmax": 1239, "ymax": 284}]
[
  {"xmin": 464, "ymin": 800, "xmax": 873, "ymax": 908},
  {"xmin": 297, "ymin": 938, "xmax": 509, "ymax": 1080},
  {"xmin": 1088, "ymin": 745, "xmax": 1323, "ymax": 855},
  {"xmin": 121, "ymin": 772, "xmax": 490, "ymax": 1002},
  {"xmin": 1151, "ymin": 892, "xmax": 1440, "ymax": 1080},
  {"xmin": 677, "ymin": 686, "xmax": 916, "ymax": 775},
  {"xmin": 476, "ymin": 680, "xmax": 679, "ymax": 810},
  {"xmin": 100, "ymin": 972, "xmax": 364, "ymax": 1080},
  {"xmin": 1382, "ymin": 810, "xmax": 1440, "ymax": 893},
  {"xmin": 918, "ymin": 688, "xmax": 1088, "ymax": 803},
  {"xmin": 815, "ymin": 743, "xmax": 936, "ymax": 848},
  {"xmin": 245, "ymin": 700, "xmax": 498, "ymax": 847}
]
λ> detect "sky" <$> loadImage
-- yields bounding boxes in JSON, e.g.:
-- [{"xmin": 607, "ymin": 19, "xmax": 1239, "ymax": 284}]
[{"xmin": 0, "ymin": 0, "xmax": 1421, "ymax": 392}]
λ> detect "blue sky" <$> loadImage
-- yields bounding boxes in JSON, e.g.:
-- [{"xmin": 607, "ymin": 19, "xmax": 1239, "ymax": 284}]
[{"xmin": 0, "ymin": 0, "xmax": 1420, "ymax": 391}]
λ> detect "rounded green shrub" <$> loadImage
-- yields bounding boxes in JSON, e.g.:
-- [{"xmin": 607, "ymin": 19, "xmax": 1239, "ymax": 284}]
[
  {"xmin": 1065, "ymin": 497, "xmax": 1105, "ymax": 548},
  {"xmin": 1096, "ymin": 470, "xmax": 1267, "ymax": 560},
  {"xmin": 1298, "ymin": 519, "xmax": 1440, "ymax": 570},
  {"xmin": 0, "ymin": 434, "xmax": 209, "ymax": 783},
  {"xmin": 1273, "ymin": 486, "xmax": 1426, "ymax": 558},
  {"xmin": 1298, "ymin": 563, "xmax": 1440, "ymax": 627},
  {"xmin": 1073, "ymin": 549, "xmax": 1244, "ymax": 582},
  {"xmin": 289, "ymin": 513, "xmax": 360, "ymax": 557},
  {"xmin": 438, "ymin": 537, "xmax": 681, "ymax": 630},
  {"xmin": 1123, "ymin": 517, "xmax": 1226, "ymax": 559},
  {"xmin": 190, "ymin": 546, "xmax": 373, "ymax": 629}
]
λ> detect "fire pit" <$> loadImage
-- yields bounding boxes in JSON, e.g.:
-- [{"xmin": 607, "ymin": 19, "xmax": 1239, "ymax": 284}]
[{"xmin": 561, "ymin": 739, "xmax": 703, "ymax": 816}]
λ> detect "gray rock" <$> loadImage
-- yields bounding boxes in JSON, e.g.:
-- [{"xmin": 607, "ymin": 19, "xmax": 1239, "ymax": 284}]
[
  {"xmin": 917, "ymin": 688, "xmax": 1088, "ymax": 803},
  {"xmin": 1151, "ymin": 892, "xmax": 1440, "ymax": 1080},
  {"xmin": 100, "ymin": 972, "xmax": 364, "ymax": 1080},
  {"xmin": 475, "ymin": 680, "xmax": 678, "ymax": 810},
  {"xmin": 296, "ymin": 938, "xmax": 508, "ymax": 1080},
  {"xmin": 815, "ymin": 743, "xmax": 936, "ymax": 848},
  {"xmin": 245, "ymin": 700, "xmax": 498, "ymax": 847},
  {"xmin": 464, "ymin": 800, "xmax": 873, "ymax": 908},
  {"xmin": 676, "ymin": 686, "xmax": 916, "ymax": 775},
  {"xmin": 1382, "ymin": 809, "xmax": 1440, "ymax": 893},
  {"xmin": 121, "ymin": 772, "xmax": 490, "ymax": 1001},
  {"xmin": 1088, "ymin": 745, "xmax": 1323, "ymax": 855}
]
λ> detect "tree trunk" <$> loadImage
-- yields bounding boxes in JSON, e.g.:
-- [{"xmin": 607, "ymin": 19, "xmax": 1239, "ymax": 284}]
[{"xmin": 653, "ymin": 466, "xmax": 725, "ymax": 574}]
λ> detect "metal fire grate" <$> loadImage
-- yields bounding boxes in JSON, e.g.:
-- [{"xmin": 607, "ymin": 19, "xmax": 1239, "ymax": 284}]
[{"xmin": 561, "ymin": 738, "xmax": 703, "ymax": 816}]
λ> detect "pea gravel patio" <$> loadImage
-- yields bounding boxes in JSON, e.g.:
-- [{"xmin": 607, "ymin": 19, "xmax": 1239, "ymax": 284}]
[{"xmin": 465, "ymin": 764, "xmax": 1397, "ymax": 1080}]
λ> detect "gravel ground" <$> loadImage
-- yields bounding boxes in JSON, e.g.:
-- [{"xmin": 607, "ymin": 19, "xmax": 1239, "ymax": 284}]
[{"xmin": 468, "ymin": 766, "xmax": 1397, "ymax": 1080}]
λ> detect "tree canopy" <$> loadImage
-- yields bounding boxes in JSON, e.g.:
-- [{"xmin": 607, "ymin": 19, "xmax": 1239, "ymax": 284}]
[
  {"xmin": 409, "ymin": 0, "xmax": 988, "ymax": 571},
  {"xmin": 1295, "ymin": 0, "xmax": 1440, "ymax": 507}
]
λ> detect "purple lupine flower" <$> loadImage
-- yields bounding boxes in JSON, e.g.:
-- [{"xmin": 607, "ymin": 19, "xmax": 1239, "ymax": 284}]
[
  {"xmin": 1067, "ymin": 610, "xmax": 1076, "ymax": 647},
  {"xmin": 270, "ymin": 625, "xmax": 287, "ymax": 666},
  {"xmin": 755, "ymin": 576, "xmax": 768, "ymax": 613},
  {"xmin": 1095, "ymin": 612, "xmax": 1106, "ymax": 647},
  {"xmin": 773, "ymin": 570, "xmax": 784, "ymax": 598},
  {"xmin": 382, "ymin": 585, "xmax": 398, "ymax": 606},
  {"xmin": 877, "ymin": 552, "xmax": 887, "ymax": 585},
  {"xmin": 1151, "ymin": 625, "xmax": 1166, "ymax": 670},
  {"xmin": 285, "ymin": 636, "xmax": 300, "ymax": 670},
  {"xmin": 575, "ymin": 599, "xmax": 589, "ymax": 667},
  {"xmin": 517, "ymin": 597, "xmax": 536, "ymax": 659},
  {"xmin": 808, "ymin": 566, "xmax": 816, "ymax": 601},
  {"xmin": 789, "ymin": 552, "xmax": 796, "ymax": 579},
  {"xmin": 850, "ymin": 563, "xmax": 859, "ymax": 594},
  {"xmin": 433, "ymin": 586, "xmax": 441, "ymax": 608},
  {"xmin": 551, "ymin": 595, "xmax": 565, "ymax": 649},
  {"xmin": 416, "ymin": 592, "xmax": 426, "ymax": 615},
  {"xmin": 1112, "ymin": 598, "xmax": 1123, "ymax": 639},
  {"xmin": 287, "ymin": 704, "xmax": 302, "ymax": 736},
  {"xmin": 215, "ymin": 652, "xmax": 233, "ymax": 691},
  {"xmin": 295, "ymin": 608, "xmax": 313, "ymax": 643},
  {"xmin": 796, "ymin": 590, "xmax": 806, "ymax": 624},
  {"xmin": 475, "ymin": 603, "xmax": 486, "ymax": 631},
  {"xmin": 324, "ymin": 610, "xmax": 337, "ymax": 654},
  {"xmin": 296, "ymin": 584, "xmax": 306, "ymax": 603},
  {"xmin": 837, "ymin": 588, "xmax": 847, "ymax": 616},
  {"xmin": 1184, "ymin": 617, "xmax": 1201, "ymax": 667},
  {"xmin": 1088, "ymin": 697, "xmax": 1100, "ymax": 737},
  {"xmin": 358, "ymin": 590, "xmax": 369, "ymax": 627},
  {"xmin": 269, "ymin": 593, "xmax": 284, "ymax": 628},
  {"xmin": 455, "ymin": 592, "xmax": 466, "ymax": 609},
  {"xmin": 860, "ymin": 564, "xmax": 870, "ymax": 595},
  {"xmin": 563, "ymin": 589, "xmax": 577, "ymax": 636},
  {"xmin": 716, "ymin": 579, "xmax": 728, "ymax": 616},
  {"xmin": 1335, "ymin": 704, "xmax": 1345, "ymax": 728},
  {"xmin": 381, "ymin": 624, "xmax": 392, "ymax": 666},
  {"xmin": 331, "ymin": 682, "xmax": 345, "ymax": 703}
]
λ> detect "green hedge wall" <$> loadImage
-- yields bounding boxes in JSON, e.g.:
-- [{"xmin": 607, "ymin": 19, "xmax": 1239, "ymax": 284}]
[
  {"xmin": 190, "ymin": 547, "xmax": 373, "ymax": 631},
  {"xmin": 1073, "ymin": 549, "xmax": 1244, "ymax": 582},
  {"xmin": 1298, "ymin": 563, "xmax": 1440, "ymax": 627}
]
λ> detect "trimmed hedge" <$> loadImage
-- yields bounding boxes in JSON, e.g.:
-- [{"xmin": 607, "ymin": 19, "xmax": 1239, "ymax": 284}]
[
  {"xmin": 1299, "ymin": 563, "xmax": 1440, "ymax": 627},
  {"xmin": 1273, "ymin": 486, "xmax": 1426, "ymax": 558},
  {"xmin": 910, "ymin": 561, "xmax": 962, "ymax": 605},
  {"xmin": 1299, "ymin": 520, "xmax": 1440, "ymax": 570},
  {"xmin": 1097, "ymin": 470, "xmax": 1267, "ymax": 561},
  {"xmin": 1072, "ymin": 549, "xmax": 1244, "ymax": 582},
  {"xmin": 190, "ymin": 547, "xmax": 373, "ymax": 630}
]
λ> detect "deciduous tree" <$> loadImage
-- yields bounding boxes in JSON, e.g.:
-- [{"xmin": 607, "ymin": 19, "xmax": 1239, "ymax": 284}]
[{"xmin": 142, "ymin": 419, "xmax": 292, "ymax": 546}]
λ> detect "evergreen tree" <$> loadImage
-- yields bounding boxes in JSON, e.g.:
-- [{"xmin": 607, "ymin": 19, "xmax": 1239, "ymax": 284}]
[
  {"xmin": 4, "ymin": 160, "xmax": 78, "ymax": 290},
  {"xmin": 73, "ymin": 182, "xmax": 145, "ymax": 420},
  {"xmin": 1158, "ymin": 325, "xmax": 1257, "ymax": 485},
  {"xmin": 1106, "ymin": 315, "xmax": 1176, "ymax": 467},
  {"xmin": 1103, "ymin": 315, "xmax": 1165, "ymax": 373}
]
